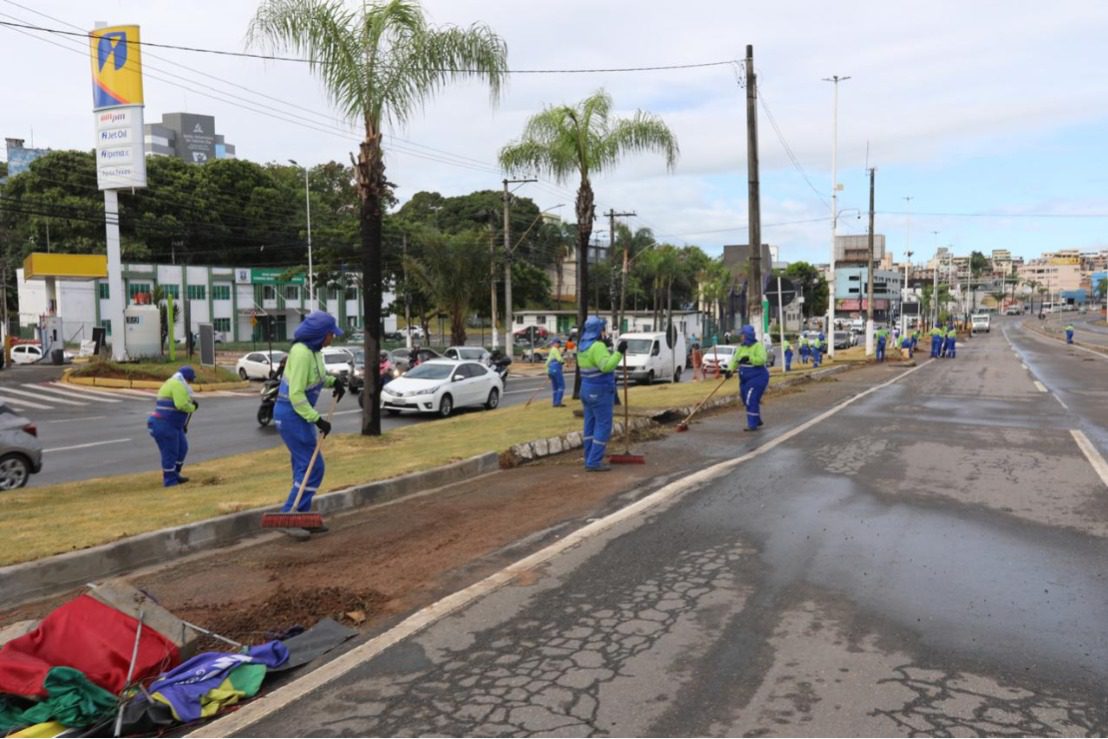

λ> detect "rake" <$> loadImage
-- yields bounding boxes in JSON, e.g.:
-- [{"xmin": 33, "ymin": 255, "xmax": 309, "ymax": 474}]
[
  {"xmin": 608, "ymin": 352, "xmax": 644, "ymax": 464},
  {"xmin": 676, "ymin": 374, "xmax": 730, "ymax": 432}
]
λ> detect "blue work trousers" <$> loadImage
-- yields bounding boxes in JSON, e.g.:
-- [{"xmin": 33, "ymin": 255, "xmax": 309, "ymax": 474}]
[
  {"xmin": 1066, "ymin": 330, "xmax": 1074, "ymax": 344},
  {"xmin": 739, "ymin": 366, "xmax": 770, "ymax": 429},
  {"xmin": 876, "ymin": 339, "xmax": 886, "ymax": 362},
  {"xmin": 784, "ymin": 349, "xmax": 793, "ymax": 371},
  {"xmin": 548, "ymin": 365, "xmax": 565, "ymax": 406},
  {"xmin": 931, "ymin": 336, "xmax": 942, "ymax": 357},
  {"xmin": 148, "ymin": 417, "xmax": 188, "ymax": 487},
  {"xmin": 811, "ymin": 347, "xmax": 822, "ymax": 367},
  {"xmin": 580, "ymin": 378, "xmax": 614, "ymax": 469},
  {"xmin": 275, "ymin": 402, "xmax": 324, "ymax": 512},
  {"xmin": 947, "ymin": 340, "xmax": 956, "ymax": 358}
]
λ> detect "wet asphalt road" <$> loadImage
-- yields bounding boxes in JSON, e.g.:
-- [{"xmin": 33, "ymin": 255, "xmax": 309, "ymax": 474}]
[{"xmin": 222, "ymin": 317, "xmax": 1107, "ymax": 737}]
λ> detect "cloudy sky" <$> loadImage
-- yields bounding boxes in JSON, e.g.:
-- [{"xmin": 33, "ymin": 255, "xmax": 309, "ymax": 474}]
[{"xmin": 3, "ymin": 0, "xmax": 1108, "ymax": 266}]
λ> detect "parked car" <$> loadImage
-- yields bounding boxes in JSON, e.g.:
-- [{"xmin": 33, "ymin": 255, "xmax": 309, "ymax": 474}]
[
  {"xmin": 833, "ymin": 331, "xmax": 852, "ymax": 349},
  {"xmin": 971, "ymin": 314, "xmax": 991, "ymax": 333},
  {"xmin": 379, "ymin": 359, "xmax": 503, "ymax": 417},
  {"xmin": 336, "ymin": 345, "xmax": 366, "ymax": 380},
  {"xmin": 387, "ymin": 347, "xmax": 443, "ymax": 374},
  {"xmin": 404, "ymin": 326, "xmax": 427, "ymax": 340},
  {"xmin": 321, "ymin": 347, "xmax": 356, "ymax": 378},
  {"xmin": 620, "ymin": 331, "xmax": 687, "ymax": 384},
  {"xmin": 235, "ymin": 350, "xmax": 287, "ymax": 381},
  {"xmin": 701, "ymin": 345, "xmax": 736, "ymax": 375},
  {"xmin": 0, "ymin": 405, "xmax": 42, "ymax": 490},
  {"xmin": 9, "ymin": 344, "xmax": 74, "ymax": 365},
  {"xmin": 513, "ymin": 326, "xmax": 549, "ymax": 345},
  {"xmin": 444, "ymin": 346, "xmax": 492, "ymax": 365}
]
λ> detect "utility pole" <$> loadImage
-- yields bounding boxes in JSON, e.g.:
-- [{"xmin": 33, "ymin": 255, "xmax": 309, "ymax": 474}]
[
  {"xmin": 902, "ymin": 249, "xmax": 913, "ymax": 337},
  {"xmin": 607, "ymin": 208, "xmax": 635, "ymax": 337},
  {"xmin": 503, "ymin": 178, "xmax": 536, "ymax": 346},
  {"xmin": 489, "ymin": 227, "xmax": 498, "ymax": 350},
  {"xmin": 402, "ymin": 233, "xmax": 412, "ymax": 350},
  {"xmin": 902, "ymin": 195, "xmax": 913, "ymax": 336},
  {"xmin": 823, "ymin": 73, "xmax": 851, "ymax": 356},
  {"xmin": 865, "ymin": 167, "xmax": 876, "ymax": 356},
  {"xmin": 745, "ymin": 45, "xmax": 763, "ymax": 336}
]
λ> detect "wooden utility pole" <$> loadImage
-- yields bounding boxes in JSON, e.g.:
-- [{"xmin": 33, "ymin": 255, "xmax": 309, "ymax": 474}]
[
  {"xmin": 865, "ymin": 167, "xmax": 876, "ymax": 355},
  {"xmin": 607, "ymin": 208, "xmax": 636, "ymax": 337},
  {"xmin": 503, "ymin": 178, "xmax": 536, "ymax": 344},
  {"xmin": 488, "ymin": 227, "xmax": 498, "ymax": 350},
  {"xmin": 745, "ymin": 44, "xmax": 763, "ymax": 334}
]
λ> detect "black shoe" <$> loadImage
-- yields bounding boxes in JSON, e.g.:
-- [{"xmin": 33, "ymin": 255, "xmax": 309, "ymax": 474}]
[
  {"xmin": 743, "ymin": 426, "xmax": 761, "ymax": 432},
  {"xmin": 176, "ymin": 476, "xmax": 190, "ymax": 484},
  {"xmin": 553, "ymin": 404, "xmax": 566, "ymax": 408},
  {"xmin": 585, "ymin": 464, "xmax": 612, "ymax": 472}
]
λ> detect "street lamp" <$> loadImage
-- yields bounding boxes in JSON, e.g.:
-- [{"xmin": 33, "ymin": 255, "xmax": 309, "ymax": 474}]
[
  {"xmin": 902, "ymin": 250, "xmax": 913, "ymax": 337},
  {"xmin": 823, "ymin": 74, "xmax": 851, "ymax": 357},
  {"xmin": 288, "ymin": 160, "xmax": 314, "ymax": 310}
]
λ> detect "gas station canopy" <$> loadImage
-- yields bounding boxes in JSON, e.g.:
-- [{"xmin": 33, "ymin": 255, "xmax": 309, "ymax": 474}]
[{"xmin": 22, "ymin": 253, "xmax": 108, "ymax": 280}]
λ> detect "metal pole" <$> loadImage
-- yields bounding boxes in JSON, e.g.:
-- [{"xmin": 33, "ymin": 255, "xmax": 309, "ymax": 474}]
[
  {"xmin": 776, "ymin": 274, "xmax": 786, "ymax": 372},
  {"xmin": 104, "ymin": 190, "xmax": 127, "ymax": 361},
  {"xmin": 823, "ymin": 74, "xmax": 850, "ymax": 356},
  {"xmin": 305, "ymin": 167, "xmax": 314, "ymax": 310},
  {"xmin": 865, "ymin": 167, "xmax": 876, "ymax": 357},
  {"xmin": 903, "ymin": 249, "xmax": 912, "ymax": 336}
]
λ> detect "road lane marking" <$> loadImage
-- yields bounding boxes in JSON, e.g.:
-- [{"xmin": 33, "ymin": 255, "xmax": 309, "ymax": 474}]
[
  {"xmin": 41, "ymin": 416, "xmax": 108, "ymax": 424},
  {"xmin": 1021, "ymin": 363, "xmax": 1029, "ymax": 370},
  {"xmin": 30, "ymin": 383, "xmax": 122, "ymax": 403},
  {"xmin": 0, "ymin": 394, "xmax": 53, "ymax": 410},
  {"xmin": 47, "ymin": 382, "xmax": 128, "ymax": 400},
  {"xmin": 1055, "ymin": 395, "xmax": 1070, "ymax": 410},
  {"xmin": 1034, "ymin": 381, "xmax": 1048, "ymax": 392},
  {"xmin": 1071, "ymin": 429, "xmax": 1108, "ymax": 490},
  {"xmin": 44, "ymin": 438, "xmax": 131, "ymax": 453},
  {"xmin": 0, "ymin": 387, "xmax": 86, "ymax": 405},
  {"xmin": 193, "ymin": 357, "xmax": 936, "ymax": 738}
]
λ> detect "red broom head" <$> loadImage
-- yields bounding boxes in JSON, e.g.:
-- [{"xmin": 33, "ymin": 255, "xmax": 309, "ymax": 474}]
[{"xmin": 261, "ymin": 512, "xmax": 324, "ymax": 529}]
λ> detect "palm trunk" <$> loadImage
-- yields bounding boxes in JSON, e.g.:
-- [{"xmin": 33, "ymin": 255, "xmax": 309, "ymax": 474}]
[
  {"xmin": 451, "ymin": 308, "xmax": 466, "ymax": 347},
  {"xmin": 355, "ymin": 135, "xmax": 385, "ymax": 436},
  {"xmin": 572, "ymin": 177, "xmax": 594, "ymax": 400}
]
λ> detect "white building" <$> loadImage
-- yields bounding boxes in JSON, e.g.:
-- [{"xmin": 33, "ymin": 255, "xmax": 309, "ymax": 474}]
[
  {"xmin": 513, "ymin": 309, "xmax": 705, "ymax": 343},
  {"xmin": 17, "ymin": 262, "xmax": 395, "ymax": 346}
]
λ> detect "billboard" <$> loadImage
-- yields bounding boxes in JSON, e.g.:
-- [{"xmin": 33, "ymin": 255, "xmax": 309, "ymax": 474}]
[{"xmin": 89, "ymin": 25, "xmax": 146, "ymax": 189}]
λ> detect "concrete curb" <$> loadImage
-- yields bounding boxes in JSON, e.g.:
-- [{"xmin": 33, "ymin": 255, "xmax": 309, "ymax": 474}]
[
  {"xmin": 61, "ymin": 372, "xmax": 250, "ymax": 392},
  {"xmin": 0, "ymin": 453, "xmax": 499, "ymax": 608}
]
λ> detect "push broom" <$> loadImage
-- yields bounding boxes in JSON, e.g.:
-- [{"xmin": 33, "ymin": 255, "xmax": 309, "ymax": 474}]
[
  {"xmin": 260, "ymin": 394, "xmax": 338, "ymax": 531},
  {"xmin": 676, "ymin": 374, "xmax": 730, "ymax": 432},
  {"xmin": 609, "ymin": 352, "xmax": 645, "ymax": 464}
]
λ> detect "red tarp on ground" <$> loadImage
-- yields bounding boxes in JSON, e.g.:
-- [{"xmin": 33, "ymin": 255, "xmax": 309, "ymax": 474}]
[{"xmin": 0, "ymin": 595, "xmax": 179, "ymax": 698}]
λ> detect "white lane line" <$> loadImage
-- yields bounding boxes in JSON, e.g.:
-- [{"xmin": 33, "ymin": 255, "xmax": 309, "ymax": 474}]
[
  {"xmin": 42, "ymin": 416, "xmax": 108, "ymax": 424},
  {"xmin": 44, "ymin": 438, "xmax": 132, "ymax": 454},
  {"xmin": 194, "ymin": 358, "xmax": 936, "ymax": 738},
  {"xmin": 1071, "ymin": 429, "xmax": 1108, "ymax": 490},
  {"xmin": 1021, "ymin": 363, "xmax": 1029, "ymax": 370},
  {"xmin": 1034, "ymin": 380, "xmax": 1048, "ymax": 392},
  {"xmin": 30, "ymin": 383, "xmax": 122, "ymax": 403},
  {"xmin": 334, "ymin": 409, "xmax": 361, "ymax": 416},
  {"xmin": 1055, "ymin": 395, "xmax": 1070, "ymax": 410},
  {"xmin": 0, "ymin": 387, "xmax": 86, "ymax": 406},
  {"xmin": 52, "ymin": 383, "xmax": 139, "ymax": 400},
  {"xmin": 0, "ymin": 394, "xmax": 53, "ymax": 410},
  {"xmin": 105, "ymin": 388, "xmax": 157, "ymax": 398}
]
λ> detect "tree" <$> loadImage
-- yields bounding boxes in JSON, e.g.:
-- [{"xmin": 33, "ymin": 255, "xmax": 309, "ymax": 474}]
[
  {"xmin": 405, "ymin": 229, "xmax": 489, "ymax": 346},
  {"xmin": 249, "ymin": 0, "xmax": 508, "ymax": 435},
  {"xmin": 499, "ymin": 89, "xmax": 678, "ymax": 396},
  {"xmin": 783, "ymin": 261, "xmax": 829, "ymax": 317}
]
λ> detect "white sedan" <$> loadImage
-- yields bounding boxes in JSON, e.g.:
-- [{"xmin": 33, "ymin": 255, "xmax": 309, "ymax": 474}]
[
  {"xmin": 380, "ymin": 359, "xmax": 502, "ymax": 417},
  {"xmin": 235, "ymin": 350, "xmax": 287, "ymax": 380}
]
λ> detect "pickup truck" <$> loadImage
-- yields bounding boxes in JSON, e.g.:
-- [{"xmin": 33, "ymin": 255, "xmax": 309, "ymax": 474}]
[{"xmin": 971, "ymin": 313, "xmax": 991, "ymax": 333}]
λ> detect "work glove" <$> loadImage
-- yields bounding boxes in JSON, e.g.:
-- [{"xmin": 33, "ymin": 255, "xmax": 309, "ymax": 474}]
[
  {"xmin": 315, "ymin": 417, "xmax": 332, "ymax": 437},
  {"xmin": 602, "ymin": 335, "xmax": 613, "ymax": 349},
  {"xmin": 616, "ymin": 340, "xmax": 628, "ymax": 354},
  {"xmin": 332, "ymin": 377, "xmax": 346, "ymax": 403},
  {"xmin": 190, "ymin": 399, "xmax": 199, "ymax": 411},
  {"xmin": 725, "ymin": 370, "xmax": 734, "ymax": 380},
  {"xmin": 739, "ymin": 358, "xmax": 751, "ymax": 365}
]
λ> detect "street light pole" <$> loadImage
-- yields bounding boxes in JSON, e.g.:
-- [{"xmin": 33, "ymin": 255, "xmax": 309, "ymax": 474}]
[
  {"xmin": 903, "ymin": 249, "xmax": 913, "ymax": 337},
  {"xmin": 823, "ymin": 74, "xmax": 850, "ymax": 357},
  {"xmin": 289, "ymin": 160, "xmax": 314, "ymax": 309}
]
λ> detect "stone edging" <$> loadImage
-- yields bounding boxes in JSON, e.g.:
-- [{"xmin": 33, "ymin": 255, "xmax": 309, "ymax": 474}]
[
  {"xmin": 1, "ymin": 452, "xmax": 500, "ymax": 608},
  {"xmin": 62, "ymin": 371, "xmax": 250, "ymax": 392}
]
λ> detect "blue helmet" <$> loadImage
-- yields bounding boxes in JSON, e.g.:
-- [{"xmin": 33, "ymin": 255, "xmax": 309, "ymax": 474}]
[
  {"xmin": 178, "ymin": 366, "xmax": 196, "ymax": 382},
  {"xmin": 740, "ymin": 324, "xmax": 757, "ymax": 345},
  {"xmin": 579, "ymin": 316, "xmax": 606, "ymax": 352}
]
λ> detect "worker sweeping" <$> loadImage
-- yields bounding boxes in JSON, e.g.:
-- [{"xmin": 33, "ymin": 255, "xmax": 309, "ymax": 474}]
[
  {"xmin": 546, "ymin": 337, "xmax": 566, "ymax": 407},
  {"xmin": 577, "ymin": 316, "xmax": 624, "ymax": 472},
  {"xmin": 147, "ymin": 366, "xmax": 198, "ymax": 487},
  {"xmin": 930, "ymin": 325, "xmax": 944, "ymax": 358},
  {"xmin": 876, "ymin": 326, "xmax": 888, "ymax": 362},
  {"xmin": 900, "ymin": 333, "xmax": 913, "ymax": 359},
  {"xmin": 274, "ymin": 310, "xmax": 345, "ymax": 515},
  {"xmin": 1065, "ymin": 323, "xmax": 1075, "ymax": 344},
  {"xmin": 726, "ymin": 325, "xmax": 769, "ymax": 431},
  {"xmin": 783, "ymin": 337, "xmax": 794, "ymax": 372}
]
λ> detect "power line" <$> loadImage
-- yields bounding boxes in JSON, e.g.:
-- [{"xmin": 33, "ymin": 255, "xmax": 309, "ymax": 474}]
[
  {"xmin": 758, "ymin": 89, "xmax": 829, "ymax": 210},
  {"xmin": 0, "ymin": 19, "xmax": 737, "ymax": 74}
]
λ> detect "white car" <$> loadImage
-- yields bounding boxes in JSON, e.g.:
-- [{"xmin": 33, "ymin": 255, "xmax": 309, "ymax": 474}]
[
  {"xmin": 380, "ymin": 359, "xmax": 502, "ymax": 417},
  {"xmin": 404, "ymin": 326, "xmax": 427, "ymax": 340},
  {"xmin": 321, "ymin": 347, "xmax": 356, "ymax": 378},
  {"xmin": 235, "ymin": 350, "xmax": 287, "ymax": 380},
  {"xmin": 444, "ymin": 346, "xmax": 492, "ymax": 365},
  {"xmin": 9, "ymin": 344, "xmax": 73, "ymax": 365}
]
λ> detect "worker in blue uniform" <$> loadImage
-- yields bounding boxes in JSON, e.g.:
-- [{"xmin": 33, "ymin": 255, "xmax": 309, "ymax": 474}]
[
  {"xmin": 945, "ymin": 324, "xmax": 957, "ymax": 358},
  {"xmin": 900, "ymin": 333, "xmax": 913, "ymax": 359},
  {"xmin": 783, "ymin": 337, "xmax": 794, "ymax": 372},
  {"xmin": 875, "ymin": 326, "xmax": 889, "ymax": 362},
  {"xmin": 1065, "ymin": 323, "xmax": 1075, "ymax": 344},
  {"xmin": 930, "ymin": 325, "xmax": 944, "ymax": 358},
  {"xmin": 576, "ymin": 316, "xmax": 624, "ymax": 471},
  {"xmin": 546, "ymin": 337, "xmax": 566, "ymax": 407},
  {"xmin": 811, "ymin": 332, "xmax": 823, "ymax": 367},
  {"xmin": 798, "ymin": 336, "xmax": 810, "ymax": 365},
  {"xmin": 274, "ymin": 311, "xmax": 345, "ymax": 514},
  {"xmin": 148, "ymin": 366, "xmax": 198, "ymax": 487},
  {"xmin": 726, "ymin": 325, "xmax": 770, "ymax": 431}
]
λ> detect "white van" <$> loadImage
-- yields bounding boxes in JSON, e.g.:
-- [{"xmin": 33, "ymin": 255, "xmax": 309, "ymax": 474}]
[
  {"xmin": 970, "ymin": 313, "xmax": 990, "ymax": 333},
  {"xmin": 619, "ymin": 331, "xmax": 687, "ymax": 384}
]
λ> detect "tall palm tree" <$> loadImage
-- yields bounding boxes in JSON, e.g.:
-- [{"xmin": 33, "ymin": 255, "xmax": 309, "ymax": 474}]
[
  {"xmin": 499, "ymin": 89, "xmax": 678, "ymax": 395},
  {"xmin": 248, "ymin": 0, "xmax": 508, "ymax": 435}
]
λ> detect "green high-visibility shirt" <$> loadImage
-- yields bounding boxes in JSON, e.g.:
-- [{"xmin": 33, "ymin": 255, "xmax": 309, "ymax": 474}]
[
  {"xmin": 876, "ymin": 328, "xmax": 889, "ymax": 339},
  {"xmin": 284, "ymin": 342, "xmax": 335, "ymax": 423},
  {"xmin": 157, "ymin": 375, "xmax": 197, "ymax": 413},
  {"xmin": 946, "ymin": 328, "xmax": 957, "ymax": 338},
  {"xmin": 546, "ymin": 346, "xmax": 564, "ymax": 367},
  {"xmin": 577, "ymin": 340, "xmax": 622, "ymax": 375},
  {"xmin": 930, "ymin": 327, "xmax": 944, "ymax": 337},
  {"xmin": 784, "ymin": 341, "xmax": 793, "ymax": 353},
  {"xmin": 726, "ymin": 341, "xmax": 767, "ymax": 371},
  {"xmin": 1065, "ymin": 325, "xmax": 1074, "ymax": 331}
]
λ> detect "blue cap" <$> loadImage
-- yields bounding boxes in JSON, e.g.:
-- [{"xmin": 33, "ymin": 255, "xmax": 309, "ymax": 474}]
[
  {"xmin": 178, "ymin": 366, "xmax": 196, "ymax": 382},
  {"xmin": 294, "ymin": 310, "xmax": 344, "ymax": 350}
]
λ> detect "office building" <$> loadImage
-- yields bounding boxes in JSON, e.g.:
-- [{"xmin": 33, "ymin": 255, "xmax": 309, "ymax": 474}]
[{"xmin": 144, "ymin": 113, "xmax": 236, "ymax": 164}]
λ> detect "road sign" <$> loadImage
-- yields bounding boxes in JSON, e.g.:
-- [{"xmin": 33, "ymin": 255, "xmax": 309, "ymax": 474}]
[{"xmin": 765, "ymin": 277, "xmax": 796, "ymax": 303}]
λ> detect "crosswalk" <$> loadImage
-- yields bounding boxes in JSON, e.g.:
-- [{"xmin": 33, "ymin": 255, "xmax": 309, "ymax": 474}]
[{"xmin": 0, "ymin": 382, "xmax": 154, "ymax": 412}]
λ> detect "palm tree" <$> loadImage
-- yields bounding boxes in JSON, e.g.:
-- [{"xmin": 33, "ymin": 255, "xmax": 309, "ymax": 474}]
[
  {"xmin": 406, "ymin": 230, "xmax": 488, "ymax": 347},
  {"xmin": 499, "ymin": 89, "xmax": 678, "ymax": 395},
  {"xmin": 248, "ymin": 0, "xmax": 508, "ymax": 435}
]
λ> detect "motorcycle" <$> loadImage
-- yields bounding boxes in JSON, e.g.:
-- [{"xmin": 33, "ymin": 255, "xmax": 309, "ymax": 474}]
[
  {"xmin": 257, "ymin": 375, "xmax": 280, "ymax": 427},
  {"xmin": 490, "ymin": 352, "xmax": 512, "ymax": 383}
]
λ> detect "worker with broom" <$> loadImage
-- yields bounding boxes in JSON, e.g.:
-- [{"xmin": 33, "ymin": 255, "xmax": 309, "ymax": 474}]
[
  {"xmin": 147, "ymin": 365, "xmax": 198, "ymax": 487},
  {"xmin": 546, "ymin": 337, "xmax": 566, "ymax": 407},
  {"xmin": 274, "ymin": 310, "xmax": 346, "ymax": 515},
  {"xmin": 577, "ymin": 316, "xmax": 624, "ymax": 472},
  {"xmin": 725, "ymin": 324, "xmax": 769, "ymax": 432}
]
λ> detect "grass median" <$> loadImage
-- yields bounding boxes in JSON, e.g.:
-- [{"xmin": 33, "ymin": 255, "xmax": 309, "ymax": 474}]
[{"xmin": 0, "ymin": 359, "xmax": 843, "ymax": 566}]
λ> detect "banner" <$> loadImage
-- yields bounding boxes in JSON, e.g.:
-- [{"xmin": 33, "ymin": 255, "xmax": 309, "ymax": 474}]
[{"xmin": 89, "ymin": 25, "xmax": 146, "ymax": 189}]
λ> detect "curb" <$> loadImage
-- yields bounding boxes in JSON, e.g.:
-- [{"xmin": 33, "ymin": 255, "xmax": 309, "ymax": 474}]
[
  {"xmin": 0, "ymin": 453, "xmax": 499, "ymax": 608},
  {"xmin": 62, "ymin": 373, "xmax": 250, "ymax": 392}
]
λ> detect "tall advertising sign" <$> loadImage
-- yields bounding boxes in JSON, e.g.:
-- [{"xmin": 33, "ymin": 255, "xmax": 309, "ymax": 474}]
[{"xmin": 89, "ymin": 25, "xmax": 146, "ymax": 190}]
